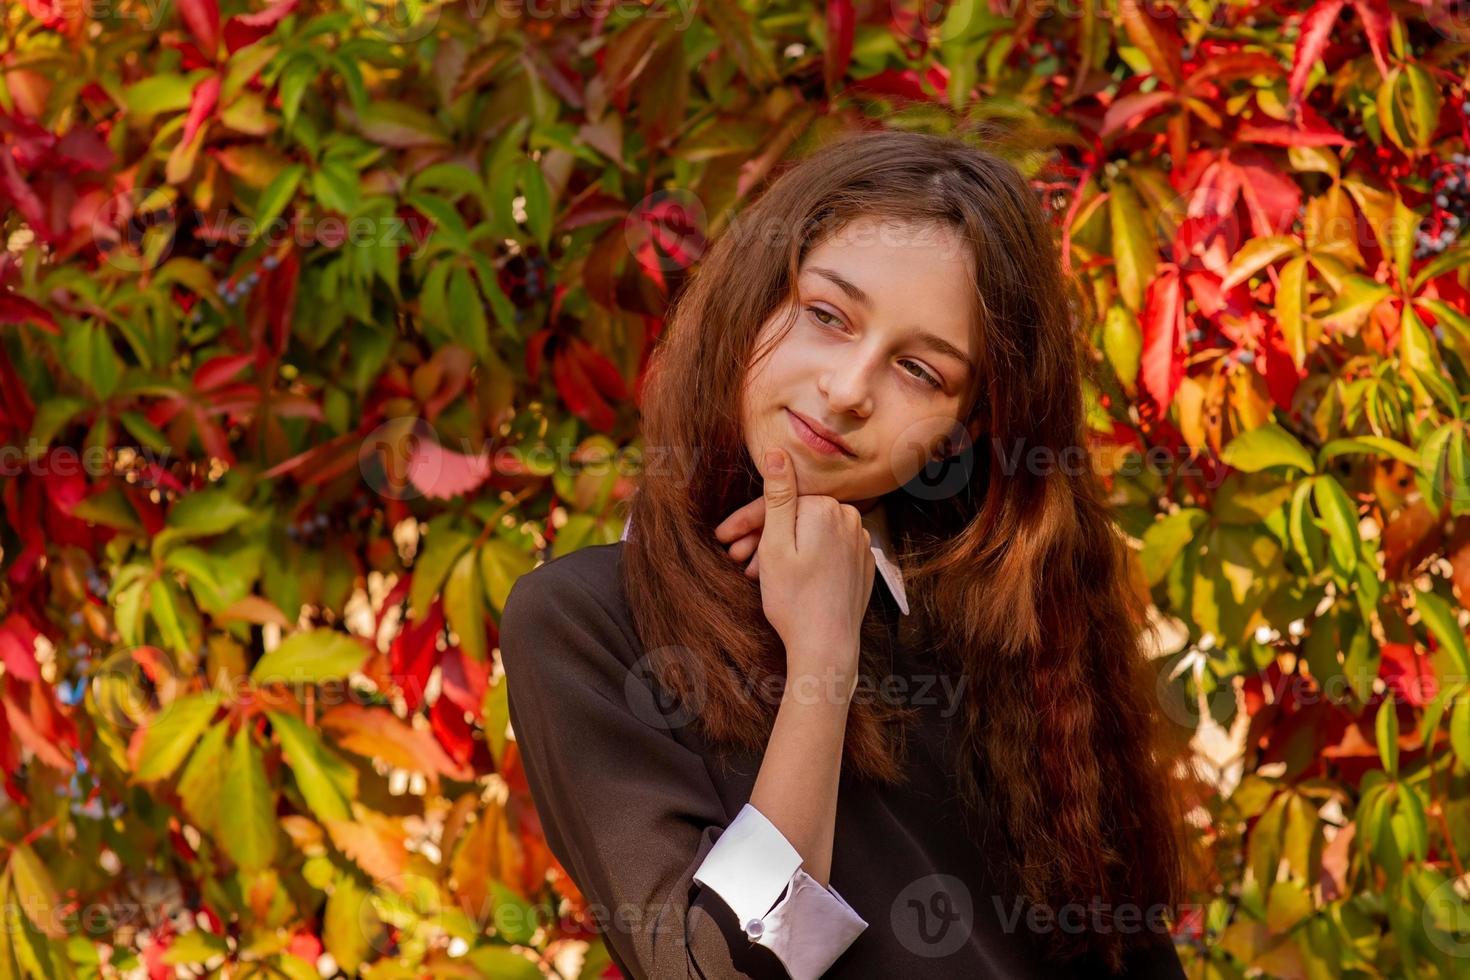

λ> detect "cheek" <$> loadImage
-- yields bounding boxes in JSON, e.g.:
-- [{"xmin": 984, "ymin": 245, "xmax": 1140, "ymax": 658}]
[{"xmin": 879, "ymin": 420, "xmax": 964, "ymax": 478}]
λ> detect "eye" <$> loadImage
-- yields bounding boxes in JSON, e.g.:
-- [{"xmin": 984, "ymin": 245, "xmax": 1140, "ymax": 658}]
[
  {"xmin": 805, "ymin": 305, "xmax": 845, "ymax": 330},
  {"xmin": 804, "ymin": 306, "xmax": 944, "ymax": 391},
  {"xmin": 902, "ymin": 360, "xmax": 943, "ymax": 390}
]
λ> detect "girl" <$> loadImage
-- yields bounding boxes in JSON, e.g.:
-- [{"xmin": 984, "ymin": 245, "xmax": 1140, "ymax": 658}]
[{"xmin": 500, "ymin": 129, "xmax": 1195, "ymax": 979}]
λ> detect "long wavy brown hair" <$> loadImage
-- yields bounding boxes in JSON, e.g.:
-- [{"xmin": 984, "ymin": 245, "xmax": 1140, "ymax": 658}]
[{"xmin": 622, "ymin": 127, "xmax": 1198, "ymax": 971}]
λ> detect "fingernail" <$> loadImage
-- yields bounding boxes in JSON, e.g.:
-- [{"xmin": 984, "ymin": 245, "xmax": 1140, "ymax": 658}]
[{"xmin": 765, "ymin": 450, "xmax": 783, "ymax": 473}]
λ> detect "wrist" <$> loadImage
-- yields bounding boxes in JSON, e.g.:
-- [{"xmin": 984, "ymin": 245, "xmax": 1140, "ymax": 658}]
[{"xmin": 781, "ymin": 666, "xmax": 859, "ymax": 710}]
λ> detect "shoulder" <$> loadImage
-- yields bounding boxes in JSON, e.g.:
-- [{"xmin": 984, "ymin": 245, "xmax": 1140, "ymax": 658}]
[
  {"xmin": 500, "ymin": 541, "xmax": 640, "ymax": 672},
  {"xmin": 504, "ymin": 541, "xmax": 625, "ymax": 618}
]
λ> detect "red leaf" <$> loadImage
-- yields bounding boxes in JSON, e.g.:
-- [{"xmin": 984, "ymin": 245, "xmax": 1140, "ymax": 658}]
[
  {"xmin": 1350, "ymin": 0, "xmax": 1392, "ymax": 76},
  {"xmin": 0, "ymin": 615, "xmax": 40, "ymax": 683},
  {"xmin": 406, "ymin": 434, "xmax": 493, "ymax": 501},
  {"xmin": 223, "ymin": 0, "xmax": 297, "ymax": 53},
  {"xmin": 0, "ymin": 150, "xmax": 55, "ymax": 243},
  {"xmin": 1100, "ymin": 90, "xmax": 1176, "ymax": 138},
  {"xmin": 254, "ymin": 248, "xmax": 298, "ymax": 370},
  {"xmin": 1379, "ymin": 642, "xmax": 1435, "ymax": 708},
  {"xmin": 1232, "ymin": 149, "xmax": 1302, "ymax": 238},
  {"xmin": 177, "ymin": 0, "xmax": 220, "ymax": 59},
  {"xmin": 3, "ymin": 680, "xmax": 76, "ymax": 773},
  {"xmin": 440, "ymin": 645, "xmax": 489, "ymax": 719},
  {"xmin": 1288, "ymin": 0, "xmax": 1345, "ymax": 106},
  {"xmin": 567, "ymin": 336, "xmax": 628, "ymax": 401},
  {"xmin": 1237, "ymin": 106, "xmax": 1351, "ymax": 148},
  {"xmin": 553, "ymin": 346, "xmax": 616, "ymax": 433},
  {"xmin": 0, "ymin": 292, "xmax": 58, "ymax": 334},
  {"xmin": 1262, "ymin": 321, "xmax": 1302, "ymax": 410},
  {"xmin": 389, "ymin": 604, "xmax": 443, "ymax": 712},
  {"xmin": 193, "ymin": 352, "xmax": 251, "ymax": 392},
  {"xmin": 824, "ymin": 0, "xmax": 855, "ymax": 92},
  {"xmin": 1140, "ymin": 266, "xmax": 1186, "ymax": 411},
  {"xmin": 525, "ymin": 328, "xmax": 553, "ymax": 380},
  {"xmin": 429, "ymin": 694, "xmax": 475, "ymax": 767},
  {"xmin": 181, "ymin": 73, "xmax": 219, "ymax": 148}
]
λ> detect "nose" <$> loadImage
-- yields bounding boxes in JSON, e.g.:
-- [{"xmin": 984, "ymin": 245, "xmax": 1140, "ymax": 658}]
[{"xmin": 818, "ymin": 350, "xmax": 875, "ymax": 417}]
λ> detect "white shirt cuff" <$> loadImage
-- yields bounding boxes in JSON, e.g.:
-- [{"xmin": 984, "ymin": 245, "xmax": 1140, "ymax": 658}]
[{"xmin": 692, "ymin": 803, "xmax": 868, "ymax": 979}]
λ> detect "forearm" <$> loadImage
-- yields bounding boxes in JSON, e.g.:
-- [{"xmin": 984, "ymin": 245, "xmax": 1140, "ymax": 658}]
[{"xmin": 748, "ymin": 642, "xmax": 855, "ymax": 887}]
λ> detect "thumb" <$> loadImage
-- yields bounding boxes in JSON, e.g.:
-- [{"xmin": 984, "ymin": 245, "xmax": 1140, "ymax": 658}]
[{"xmin": 760, "ymin": 448, "xmax": 797, "ymax": 551}]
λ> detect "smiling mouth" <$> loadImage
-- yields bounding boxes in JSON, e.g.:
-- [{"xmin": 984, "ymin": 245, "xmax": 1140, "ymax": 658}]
[{"xmin": 786, "ymin": 409, "xmax": 856, "ymax": 458}]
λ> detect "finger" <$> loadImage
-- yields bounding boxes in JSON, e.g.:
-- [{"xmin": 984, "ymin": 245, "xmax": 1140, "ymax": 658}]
[
  {"xmin": 759, "ymin": 448, "xmax": 797, "ymax": 554},
  {"xmin": 714, "ymin": 497, "xmax": 766, "ymax": 543},
  {"xmin": 746, "ymin": 552, "xmax": 760, "ymax": 580},
  {"xmin": 727, "ymin": 530, "xmax": 760, "ymax": 562}
]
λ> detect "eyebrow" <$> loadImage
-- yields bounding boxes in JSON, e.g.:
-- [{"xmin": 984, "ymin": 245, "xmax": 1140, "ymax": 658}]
[{"xmin": 805, "ymin": 266, "xmax": 975, "ymax": 377}]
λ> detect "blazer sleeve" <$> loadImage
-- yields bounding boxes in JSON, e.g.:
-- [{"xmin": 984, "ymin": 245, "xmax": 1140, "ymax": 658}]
[{"xmin": 499, "ymin": 558, "xmax": 866, "ymax": 979}]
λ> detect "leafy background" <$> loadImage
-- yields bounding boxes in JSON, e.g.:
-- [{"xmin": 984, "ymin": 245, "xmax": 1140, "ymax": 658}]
[{"xmin": 2, "ymin": 0, "xmax": 1470, "ymax": 976}]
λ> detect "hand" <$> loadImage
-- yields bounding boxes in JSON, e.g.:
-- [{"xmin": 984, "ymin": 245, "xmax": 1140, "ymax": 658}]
[
  {"xmin": 713, "ymin": 495, "xmax": 768, "ymax": 580},
  {"xmin": 746, "ymin": 448, "xmax": 875, "ymax": 690}
]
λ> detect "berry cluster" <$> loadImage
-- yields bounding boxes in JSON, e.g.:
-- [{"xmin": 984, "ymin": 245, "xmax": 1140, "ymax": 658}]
[
  {"xmin": 286, "ymin": 512, "xmax": 331, "ymax": 541},
  {"xmin": 1414, "ymin": 138, "xmax": 1470, "ymax": 260},
  {"xmin": 500, "ymin": 246, "xmax": 551, "ymax": 307},
  {"xmin": 187, "ymin": 253, "xmax": 280, "ymax": 324},
  {"xmin": 84, "ymin": 566, "xmax": 108, "ymax": 599}
]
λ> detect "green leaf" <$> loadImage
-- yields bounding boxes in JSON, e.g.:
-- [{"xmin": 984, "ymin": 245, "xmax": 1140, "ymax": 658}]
[
  {"xmin": 1316, "ymin": 436, "xmax": 1420, "ymax": 470},
  {"xmin": 63, "ymin": 322, "xmax": 120, "ymax": 399},
  {"xmin": 1274, "ymin": 254, "xmax": 1310, "ymax": 368},
  {"xmin": 1221, "ymin": 235, "xmax": 1298, "ymax": 291},
  {"xmin": 407, "ymin": 192, "xmax": 470, "ymax": 253},
  {"xmin": 516, "ymin": 156, "xmax": 551, "ymax": 250},
  {"xmin": 28, "ymin": 397, "xmax": 88, "ymax": 447},
  {"xmin": 7, "ymin": 843, "xmax": 62, "ymax": 940},
  {"xmin": 166, "ymin": 490, "xmax": 254, "ymax": 538},
  {"xmin": 1138, "ymin": 508, "xmax": 1207, "ymax": 586},
  {"xmin": 466, "ymin": 946, "xmax": 544, "ymax": 980},
  {"xmin": 266, "ymin": 710, "xmax": 356, "ymax": 823},
  {"xmin": 1450, "ymin": 697, "xmax": 1470, "ymax": 771},
  {"xmin": 1288, "ymin": 480, "xmax": 1325, "ymax": 575},
  {"xmin": 409, "ymin": 526, "xmax": 475, "ymax": 618},
  {"xmin": 1220, "ymin": 422, "xmax": 1314, "ymax": 474},
  {"xmin": 447, "ymin": 264, "xmax": 489, "ymax": 360},
  {"xmin": 355, "ymin": 100, "xmax": 450, "ymax": 148},
  {"xmin": 251, "ymin": 629, "xmax": 368, "ymax": 685},
  {"xmin": 253, "ymin": 164, "xmax": 305, "ymax": 240},
  {"xmin": 444, "ymin": 549, "xmax": 487, "ymax": 661},
  {"xmin": 1108, "ymin": 181, "xmax": 1156, "ymax": 313},
  {"xmin": 479, "ymin": 538, "xmax": 535, "ymax": 612},
  {"xmin": 218, "ymin": 728, "xmax": 277, "ymax": 873},
  {"xmin": 72, "ymin": 487, "xmax": 143, "ymax": 533},
  {"xmin": 123, "ymin": 72, "xmax": 203, "ymax": 117},
  {"xmin": 135, "ymin": 692, "xmax": 221, "ymax": 782},
  {"xmin": 1376, "ymin": 698, "xmax": 1399, "ymax": 778},
  {"xmin": 161, "ymin": 928, "xmax": 230, "ymax": 965},
  {"xmin": 1102, "ymin": 305, "xmax": 1141, "ymax": 396},
  {"xmin": 1312, "ymin": 475, "xmax": 1360, "ymax": 577},
  {"xmin": 1416, "ymin": 589, "xmax": 1470, "ymax": 675},
  {"xmin": 148, "ymin": 577, "xmax": 192, "ymax": 657},
  {"xmin": 177, "ymin": 720, "xmax": 229, "ymax": 836},
  {"xmin": 323, "ymin": 868, "xmax": 377, "ymax": 973}
]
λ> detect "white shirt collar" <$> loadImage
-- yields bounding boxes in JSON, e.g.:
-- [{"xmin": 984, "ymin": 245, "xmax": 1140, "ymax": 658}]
[{"xmin": 618, "ymin": 501, "xmax": 909, "ymax": 617}]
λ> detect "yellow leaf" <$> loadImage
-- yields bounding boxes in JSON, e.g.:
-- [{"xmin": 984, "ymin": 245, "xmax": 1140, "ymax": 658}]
[{"xmin": 1108, "ymin": 181, "xmax": 1157, "ymax": 313}]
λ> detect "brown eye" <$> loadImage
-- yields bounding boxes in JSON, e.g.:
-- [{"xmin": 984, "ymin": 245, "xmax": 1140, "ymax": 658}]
[
  {"xmin": 902, "ymin": 360, "xmax": 942, "ymax": 390},
  {"xmin": 806, "ymin": 306, "xmax": 843, "ymax": 329}
]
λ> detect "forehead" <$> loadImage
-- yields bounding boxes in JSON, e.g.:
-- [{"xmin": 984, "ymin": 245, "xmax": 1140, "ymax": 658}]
[{"xmin": 799, "ymin": 218, "xmax": 977, "ymax": 344}]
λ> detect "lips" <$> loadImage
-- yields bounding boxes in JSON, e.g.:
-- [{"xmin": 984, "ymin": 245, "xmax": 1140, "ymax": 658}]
[{"xmin": 787, "ymin": 409, "xmax": 856, "ymax": 457}]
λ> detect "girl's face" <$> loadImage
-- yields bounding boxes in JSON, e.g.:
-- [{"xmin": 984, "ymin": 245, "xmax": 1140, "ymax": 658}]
[{"xmin": 740, "ymin": 217, "xmax": 982, "ymax": 512}]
